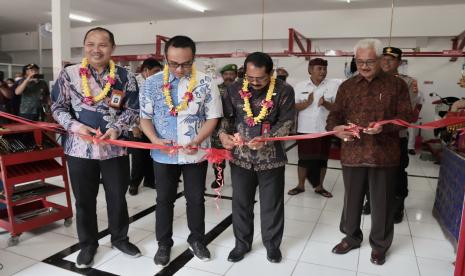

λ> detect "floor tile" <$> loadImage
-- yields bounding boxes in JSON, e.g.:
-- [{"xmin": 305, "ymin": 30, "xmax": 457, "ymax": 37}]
[
  {"xmin": 292, "ymin": 262, "xmax": 356, "ymax": 276},
  {"xmin": 96, "ymin": 254, "xmax": 162, "ymax": 275},
  {"xmin": 5, "ymin": 232, "xmax": 78, "ymax": 261},
  {"xmin": 412, "ymin": 237, "xmax": 455, "ymax": 262},
  {"xmin": 0, "ymin": 249, "xmax": 37, "ymax": 275},
  {"xmin": 416, "ymin": 257, "xmax": 455, "ymax": 276},
  {"xmin": 12, "ymin": 262, "xmax": 80, "ymax": 276},
  {"xmin": 300, "ymin": 241, "xmax": 360, "ymax": 271}
]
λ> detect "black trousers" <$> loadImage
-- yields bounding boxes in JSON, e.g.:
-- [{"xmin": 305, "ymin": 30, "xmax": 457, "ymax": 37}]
[
  {"xmin": 397, "ymin": 137, "xmax": 409, "ymax": 200},
  {"xmin": 129, "ymin": 133, "xmax": 155, "ymax": 188},
  {"xmin": 340, "ymin": 166, "xmax": 397, "ymax": 253},
  {"xmin": 298, "ymin": 159, "xmax": 328, "ymax": 188},
  {"xmin": 154, "ymin": 161, "xmax": 208, "ymax": 247},
  {"xmin": 67, "ymin": 155, "xmax": 130, "ymax": 249},
  {"xmin": 365, "ymin": 138, "xmax": 409, "ymax": 211},
  {"xmin": 19, "ymin": 113, "xmax": 39, "ymax": 121},
  {"xmin": 230, "ymin": 163, "xmax": 285, "ymax": 251},
  {"xmin": 129, "ymin": 147, "xmax": 155, "ymax": 189}
]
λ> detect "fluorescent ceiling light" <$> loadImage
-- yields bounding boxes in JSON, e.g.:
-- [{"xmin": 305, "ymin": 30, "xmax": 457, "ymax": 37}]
[
  {"xmin": 69, "ymin": 13, "xmax": 93, "ymax": 23},
  {"xmin": 177, "ymin": 0, "xmax": 207, "ymax": 12},
  {"xmin": 347, "ymin": 0, "xmax": 351, "ymax": 3}
]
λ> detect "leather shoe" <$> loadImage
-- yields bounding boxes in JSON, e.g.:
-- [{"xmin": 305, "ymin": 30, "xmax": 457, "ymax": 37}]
[
  {"xmin": 128, "ymin": 186, "xmax": 138, "ymax": 196},
  {"xmin": 112, "ymin": 241, "xmax": 141, "ymax": 257},
  {"xmin": 332, "ymin": 240, "xmax": 360, "ymax": 254},
  {"xmin": 227, "ymin": 247, "xmax": 250, "ymax": 262},
  {"xmin": 362, "ymin": 201, "xmax": 371, "ymax": 215},
  {"xmin": 394, "ymin": 209, "xmax": 404, "ymax": 224},
  {"xmin": 370, "ymin": 250, "xmax": 386, "ymax": 265},
  {"xmin": 266, "ymin": 248, "xmax": 282, "ymax": 263}
]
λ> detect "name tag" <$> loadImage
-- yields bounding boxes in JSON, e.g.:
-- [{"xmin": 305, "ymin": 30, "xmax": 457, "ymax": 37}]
[
  {"xmin": 261, "ymin": 121, "xmax": 271, "ymax": 136},
  {"xmin": 109, "ymin": 90, "xmax": 124, "ymax": 109}
]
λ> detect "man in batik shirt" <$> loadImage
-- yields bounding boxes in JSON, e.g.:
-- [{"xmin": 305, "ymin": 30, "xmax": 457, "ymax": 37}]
[
  {"xmin": 219, "ymin": 52, "xmax": 295, "ymax": 263},
  {"xmin": 139, "ymin": 35, "xmax": 222, "ymax": 267},
  {"xmin": 52, "ymin": 27, "xmax": 141, "ymax": 269}
]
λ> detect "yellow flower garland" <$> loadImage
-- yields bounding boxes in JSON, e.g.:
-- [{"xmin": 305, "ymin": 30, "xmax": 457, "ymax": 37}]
[
  {"xmin": 162, "ymin": 64, "xmax": 197, "ymax": 116},
  {"xmin": 80, "ymin": 58, "xmax": 116, "ymax": 103},
  {"xmin": 242, "ymin": 76, "xmax": 276, "ymax": 126}
]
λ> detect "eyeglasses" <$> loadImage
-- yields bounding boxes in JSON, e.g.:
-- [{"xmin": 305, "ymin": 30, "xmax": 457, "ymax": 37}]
[
  {"xmin": 166, "ymin": 60, "xmax": 194, "ymax": 69},
  {"xmin": 355, "ymin": 59, "xmax": 378, "ymax": 67},
  {"xmin": 246, "ymin": 75, "xmax": 269, "ymax": 83}
]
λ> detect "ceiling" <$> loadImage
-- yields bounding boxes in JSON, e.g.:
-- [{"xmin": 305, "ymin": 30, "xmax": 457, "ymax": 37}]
[{"xmin": 0, "ymin": 0, "xmax": 463, "ymax": 34}]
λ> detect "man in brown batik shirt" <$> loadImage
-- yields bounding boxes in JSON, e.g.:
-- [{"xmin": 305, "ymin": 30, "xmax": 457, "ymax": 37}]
[
  {"xmin": 326, "ymin": 39, "xmax": 412, "ymax": 266},
  {"xmin": 219, "ymin": 52, "xmax": 295, "ymax": 264}
]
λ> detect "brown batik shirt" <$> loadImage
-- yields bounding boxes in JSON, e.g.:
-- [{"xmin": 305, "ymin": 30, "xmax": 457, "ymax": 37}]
[
  {"xmin": 326, "ymin": 71, "xmax": 413, "ymax": 167},
  {"xmin": 219, "ymin": 78, "xmax": 295, "ymax": 171}
]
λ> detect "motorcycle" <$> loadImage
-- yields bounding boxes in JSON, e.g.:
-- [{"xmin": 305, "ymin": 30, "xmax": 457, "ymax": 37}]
[{"xmin": 429, "ymin": 92, "xmax": 460, "ymax": 142}]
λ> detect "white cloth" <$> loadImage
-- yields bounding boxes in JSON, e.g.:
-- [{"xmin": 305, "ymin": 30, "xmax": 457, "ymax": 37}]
[{"xmin": 294, "ymin": 78, "xmax": 342, "ymax": 133}]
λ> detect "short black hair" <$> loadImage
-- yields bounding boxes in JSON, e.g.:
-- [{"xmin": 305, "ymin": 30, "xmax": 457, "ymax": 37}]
[
  {"xmin": 0, "ymin": 71, "xmax": 4, "ymax": 82},
  {"xmin": 164, "ymin": 35, "xmax": 196, "ymax": 57},
  {"xmin": 141, "ymin": 58, "xmax": 162, "ymax": 70},
  {"xmin": 244, "ymin": 52, "xmax": 273, "ymax": 75},
  {"xmin": 83, "ymin": 27, "xmax": 115, "ymax": 46}
]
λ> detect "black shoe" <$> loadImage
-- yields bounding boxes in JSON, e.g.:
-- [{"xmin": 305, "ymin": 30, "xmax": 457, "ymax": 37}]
[
  {"xmin": 370, "ymin": 250, "xmax": 386, "ymax": 265},
  {"xmin": 266, "ymin": 248, "xmax": 282, "ymax": 263},
  {"xmin": 362, "ymin": 201, "xmax": 371, "ymax": 215},
  {"xmin": 408, "ymin": 149, "xmax": 416, "ymax": 155},
  {"xmin": 128, "ymin": 186, "xmax": 138, "ymax": 196},
  {"xmin": 76, "ymin": 246, "xmax": 98, "ymax": 269},
  {"xmin": 154, "ymin": 245, "xmax": 171, "ymax": 267},
  {"xmin": 211, "ymin": 180, "xmax": 220, "ymax": 189},
  {"xmin": 112, "ymin": 241, "xmax": 141, "ymax": 257},
  {"xmin": 227, "ymin": 247, "xmax": 250, "ymax": 262},
  {"xmin": 189, "ymin": 241, "xmax": 210, "ymax": 261},
  {"xmin": 143, "ymin": 183, "xmax": 156, "ymax": 189},
  {"xmin": 394, "ymin": 209, "xmax": 404, "ymax": 224}
]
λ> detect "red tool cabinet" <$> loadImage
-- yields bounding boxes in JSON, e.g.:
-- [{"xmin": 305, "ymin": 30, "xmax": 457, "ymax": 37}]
[{"xmin": 0, "ymin": 124, "xmax": 73, "ymax": 246}]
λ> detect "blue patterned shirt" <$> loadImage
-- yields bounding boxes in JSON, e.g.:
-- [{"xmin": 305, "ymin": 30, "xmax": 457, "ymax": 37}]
[
  {"xmin": 51, "ymin": 63, "xmax": 139, "ymax": 160},
  {"xmin": 140, "ymin": 70, "xmax": 222, "ymax": 164}
]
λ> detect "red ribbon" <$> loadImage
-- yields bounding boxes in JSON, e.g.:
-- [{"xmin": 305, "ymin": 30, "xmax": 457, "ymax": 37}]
[
  {"xmin": 1, "ymin": 111, "xmax": 465, "ymax": 163},
  {"xmin": 257, "ymin": 116, "xmax": 465, "ymax": 143}
]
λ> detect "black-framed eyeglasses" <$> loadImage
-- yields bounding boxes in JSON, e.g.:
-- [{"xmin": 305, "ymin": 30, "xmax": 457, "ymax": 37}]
[
  {"xmin": 246, "ymin": 75, "xmax": 269, "ymax": 83},
  {"xmin": 355, "ymin": 59, "xmax": 378, "ymax": 67},
  {"xmin": 166, "ymin": 60, "xmax": 194, "ymax": 69}
]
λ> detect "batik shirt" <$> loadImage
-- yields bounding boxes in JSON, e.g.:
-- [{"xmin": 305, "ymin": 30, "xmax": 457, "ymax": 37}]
[
  {"xmin": 326, "ymin": 72, "xmax": 413, "ymax": 167},
  {"xmin": 219, "ymin": 78, "xmax": 295, "ymax": 171},
  {"xmin": 140, "ymin": 70, "xmax": 222, "ymax": 164},
  {"xmin": 51, "ymin": 63, "xmax": 139, "ymax": 160}
]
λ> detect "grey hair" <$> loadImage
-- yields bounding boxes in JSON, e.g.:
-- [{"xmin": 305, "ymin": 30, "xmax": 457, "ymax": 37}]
[{"xmin": 353, "ymin": 39, "xmax": 383, "ymax": 57}]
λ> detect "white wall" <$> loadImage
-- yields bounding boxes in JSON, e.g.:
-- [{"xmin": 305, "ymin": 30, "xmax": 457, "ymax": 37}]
[{"xmin": 1, "ymin": 4, "xmax": 464, "ymax": 139}]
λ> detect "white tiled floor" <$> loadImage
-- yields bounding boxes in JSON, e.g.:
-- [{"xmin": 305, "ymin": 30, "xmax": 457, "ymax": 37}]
[{"xmin": 0, "ymin": 148, "xmax": 456, "ymax": 275}]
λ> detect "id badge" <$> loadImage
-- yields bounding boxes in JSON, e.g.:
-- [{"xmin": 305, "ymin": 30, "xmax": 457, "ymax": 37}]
[
  {"xmin": 109, "ymin": 89, "xmax": 124, "ymax": 109},
  {"xmin": 261, "ymin": 121, "xmax": 271, "ymax": 136}
]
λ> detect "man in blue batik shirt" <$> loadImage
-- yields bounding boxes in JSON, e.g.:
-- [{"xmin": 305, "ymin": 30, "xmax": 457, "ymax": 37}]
[
  {"xmin": 139, "ymin": 36, "xmax": 222, "ymax": 267},
  {"xmin": 52, "ymin": 27, "xmax": 141, "ymax": 269}
]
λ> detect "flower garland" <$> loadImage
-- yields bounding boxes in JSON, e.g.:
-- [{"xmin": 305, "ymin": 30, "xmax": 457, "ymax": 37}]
[
  {"xmin": 240, "ymin": 76, "xmax": 276, "ymax": 127},
  {"xmin": 162, "ymin": 64, "xmax": 197, "ymax": 116},
  {"xmin": 80, "ymin": 58, "xmax": 116, "ymax": 105}
]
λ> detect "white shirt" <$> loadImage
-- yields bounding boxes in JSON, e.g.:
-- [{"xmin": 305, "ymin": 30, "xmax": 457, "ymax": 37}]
[{"xmin": 294, "ymin": 78, "xmax": 342, "ymax": 133}]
